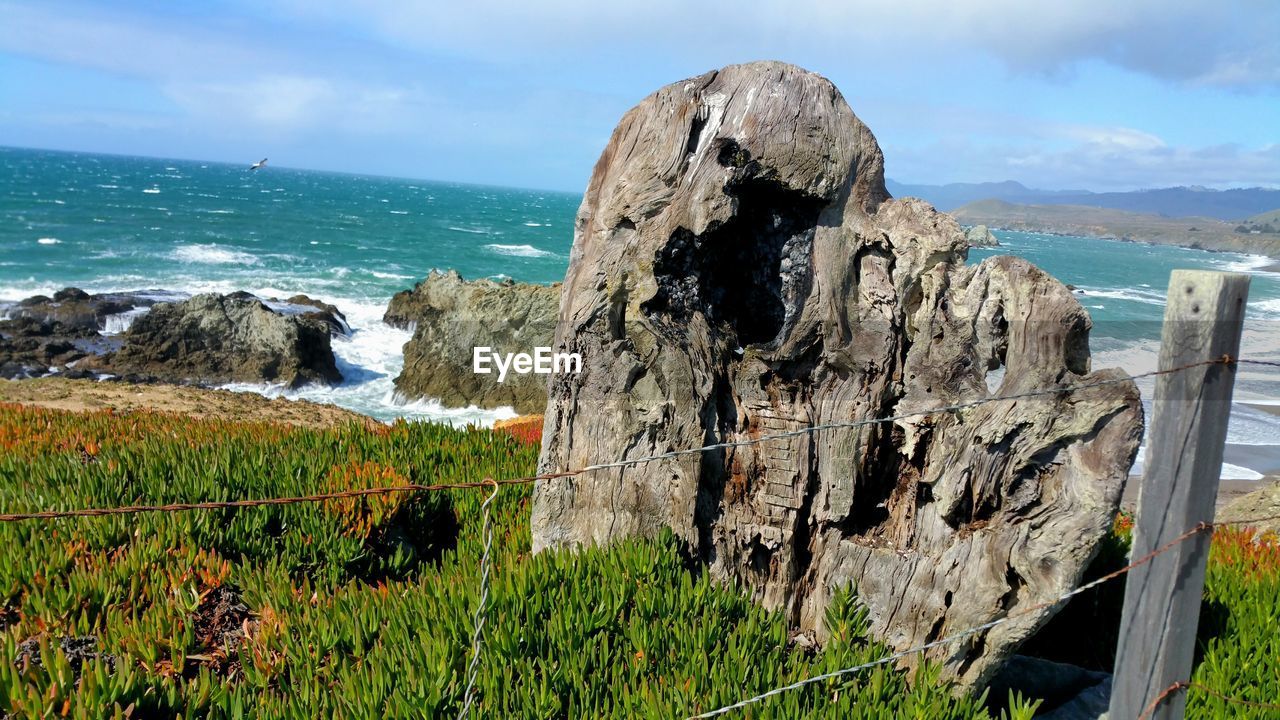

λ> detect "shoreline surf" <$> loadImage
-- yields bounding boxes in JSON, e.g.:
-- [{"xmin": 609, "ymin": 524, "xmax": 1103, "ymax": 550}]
[{"xmin": 3, "ymin": 147, "xmax": 1278, "ymax": 475}]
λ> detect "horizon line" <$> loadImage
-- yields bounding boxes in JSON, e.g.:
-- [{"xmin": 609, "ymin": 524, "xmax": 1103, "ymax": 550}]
[
  {"xmin": 4, "ymin": 143, "xmax": 1277, "ymax": 196},
  {"xmin": 0, "ymin": 143, "xmax": 585, "ymax": 197}
]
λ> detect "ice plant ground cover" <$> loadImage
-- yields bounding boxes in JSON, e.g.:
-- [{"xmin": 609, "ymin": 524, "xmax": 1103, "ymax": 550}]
[{"xmin": 0, "ymin": 404, "xmax": 1272, "ymax": 718}]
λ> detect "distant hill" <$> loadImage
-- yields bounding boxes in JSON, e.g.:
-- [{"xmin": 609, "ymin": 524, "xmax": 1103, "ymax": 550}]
[
  {"xmin": 884, "ymin": 180, "xmax": 1080, "ymax": 211},
  {"xmin": 951, "ymin": 199, "xmax": 1280, "ymax": 257},
  {"xmin": 888, "ymin": 179, "xmax": 1280, "ymax": 221},
  {"xmin": 1242, "ymin": 208, "xmax": 1280, "ymax": 231}
]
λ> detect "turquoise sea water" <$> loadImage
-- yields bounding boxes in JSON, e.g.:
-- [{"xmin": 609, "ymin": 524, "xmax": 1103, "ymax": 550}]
[{"xmin": 3, "ymin": 146, "xmax": 1278, "ymax": 476}]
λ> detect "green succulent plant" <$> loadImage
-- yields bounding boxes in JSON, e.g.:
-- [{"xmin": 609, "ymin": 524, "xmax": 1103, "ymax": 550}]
[{"xmin": 0, "ymin": 404, "xmax": 1270, "ymax": 718}]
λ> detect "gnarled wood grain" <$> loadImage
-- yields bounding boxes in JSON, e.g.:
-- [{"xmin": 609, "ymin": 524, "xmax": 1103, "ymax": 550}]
[{"xmin": 532, "ymin": 61, "xmax": 1142, "ymax": 687}]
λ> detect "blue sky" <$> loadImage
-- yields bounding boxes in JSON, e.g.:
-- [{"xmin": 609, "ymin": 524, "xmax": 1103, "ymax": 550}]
[{"xmin": 1, "ymin": 0, "xmax": 1277, "ymax": 193}]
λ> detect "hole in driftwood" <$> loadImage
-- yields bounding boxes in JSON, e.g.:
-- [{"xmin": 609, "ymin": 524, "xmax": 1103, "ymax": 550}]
[{"xmin": 642, "ymin": 161, "xmax": 825, "ymax": 346}]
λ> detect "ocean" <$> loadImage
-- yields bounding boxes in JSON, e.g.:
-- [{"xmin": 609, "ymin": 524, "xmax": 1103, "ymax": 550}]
[{"xmin": 3, "ymin": 146, "xmax": 1279, "ymax": 479}]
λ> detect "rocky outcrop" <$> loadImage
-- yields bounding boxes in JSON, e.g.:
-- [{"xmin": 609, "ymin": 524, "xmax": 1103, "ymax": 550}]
[
  {"xmin": 231, "ymin": 292, "xmax": 351, "ymax": 337},
  {"xmin": 386, "ymin": 270, "xmax": 559, "ymax": 414},
  {"xmin": 1, "ymin": 288, "xmax": 344, "ymax": 388},
  {"xmin": 965, "ymin": 224, "xmax": 1000, "ymax": 247},
  {"xmin": 1218, "ymin": 480, "xmax": 1280, "ymax": 534},
  {"xmin": 0, "ymin": 315, "xmax": 103, "ymax": 380},
  {"xmin": 97, "ymin": 294, "xmax": 342, "ymax": 388},
  {"xmin": 531, "ymin": 61, "xmax": 1142, "ymax": 688},
  {"xmin": 4, "ymin": 288, "xmax": 132, "ymax": 332},
  {"xmin": 0, "ymin": 288, "xmax": 177, "ymax": 379}
]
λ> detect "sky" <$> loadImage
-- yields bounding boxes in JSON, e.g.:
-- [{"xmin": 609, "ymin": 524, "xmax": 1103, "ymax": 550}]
[{"xmin": 0, "ymin": 0, "xmax": 1277, "ymax": 193}]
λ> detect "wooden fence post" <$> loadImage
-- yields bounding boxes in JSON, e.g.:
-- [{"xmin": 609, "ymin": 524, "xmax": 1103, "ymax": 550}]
[{"xmin": 1108, "ymin": 270, "xmax": 1250, "ymax": 719}]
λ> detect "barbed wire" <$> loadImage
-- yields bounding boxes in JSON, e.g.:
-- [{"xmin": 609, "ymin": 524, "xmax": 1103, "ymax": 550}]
[
  {"xmin": 0, "ymin": 355, "xmax": 1244, "ymax": 523},
  {"xmin": 684, "ymin": 511, "xmax": 1280, "ymax": 719},
  {"xmin": 1138, "ymin": 679, "xmax": 1280, "ymax": 720},
  {"xmin": 457, "ymin": 479, "xmax": 499, "ymax": 720},
  {"xmin": 0, "ymin": 354, "xmax": 1276, "ymax": 716},
  {"xmin": 0, "ymin": 478, "xmax": 533, "ymax": 522}
]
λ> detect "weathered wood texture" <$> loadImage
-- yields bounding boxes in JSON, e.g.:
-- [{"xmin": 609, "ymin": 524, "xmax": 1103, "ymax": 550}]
[
  {"xmin": 1109, "ymin": 270, "xmax": 1249, "ymax": 720},
  {"xmin": 532, "ymin": 61, "xmax": 1144, "ymax": 687}
]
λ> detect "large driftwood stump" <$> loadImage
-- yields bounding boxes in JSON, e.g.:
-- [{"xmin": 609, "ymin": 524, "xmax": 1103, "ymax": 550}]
[{"xmin": 531, "ymin": 61, "xmax": 1142, "ymax": 687}]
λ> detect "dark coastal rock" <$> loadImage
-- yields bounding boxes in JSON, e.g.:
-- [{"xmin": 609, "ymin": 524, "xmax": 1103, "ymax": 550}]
[
  {"xmin": 531, "ymin": 61, "xmax": 1142, "ymax": 688},
  {"xmin": 386, "ymin": 270, "xmax": 559, "ymax": 414},
  {"xmin": 0, "ymin": 287, "xmax": 129, "ymax": 378},
  {"xmin": 987, "ymin": 656, "xmax": 1110, "ymax": 717},
  {"xmin": 2, "ymin": 288, "xmax": 345, "ymax": 388},
  {"xmin": 95, "ymin": 293, "xmax": 342, "ymax": 388},
  {"xmin": 4, "ymin": 287, "xmax": 142, "ymax": 333},
  {"xmin": 284, "ymin": 294, "xmax": 351, "ymax": 336},
  {"xmin": 965, "ymin": 224, "xmax": 1001, "ymax": 247},
  {"xmin": 228, "ymin": 291, "xmax": 351, "ymax": 337}
]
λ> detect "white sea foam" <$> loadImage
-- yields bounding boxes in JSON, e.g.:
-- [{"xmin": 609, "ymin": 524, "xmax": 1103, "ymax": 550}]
[
  {"xmin": 1132, "ymin": 447, "xmax": 1265, "ymax": 481},
  {"xmin": 0, "ymin": 282, "xmax": 58, "ymax": 301},
  {"xmin": 389, "ymin": 210, "xmax": 409, "ymax": 215},
  {"xmin": 1248, "ymin": 297, "xmax": 1280, "ymax": 321},
  {"xmin": 484, "ymin": 243, "xmax": 555, "ymax": 258},
  {"xmin": 1223, "ymin": 404, "xmax": 1280, "ymax": 446},
  {"xmin": 1218, "ymin": 254, "xmax": 1277, "ymax": 274},
  {"xmin": 170, "ymin": 244, "xmax": 259, "ymax": 265},
  {"xmin": 217, "ymin": 297, "xmax": 514, "ymax": 427},
  {"xmin": 101, "ymin": 307, "xmax": 150, "ymax": 334},
  {"xmin": 36, "ymin": 238, "xmax": 60, "ymax": 245},
  {"xmin": 447, "ymin": 226, "xmax": 491, "ymax": 235},
  {"xmin": 523, "ymin": 221, "xmax": 543, "ymax": 227},
  {"xmin": 1216, "ymin": 462, "xmax": 1263, "ymax": 481},
  {"xmin": 1093, "ymin": 332, "xmax": 1280, "ymax": 480},
  {"xmin": 142, "ymin": 188, "xmax": 161, "ymax": 194},
  {"xmin": 370, "ymin": 270, "xmax": 413, "ymax": 280},
  {"xmin": 1074, "ymin": 287, "xmax": 1167, "ymax": 306}
]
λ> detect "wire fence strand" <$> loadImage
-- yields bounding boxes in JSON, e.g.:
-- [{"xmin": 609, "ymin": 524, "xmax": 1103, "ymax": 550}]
[
  {"xmin": 0, "ymin": 353, "xmax": 1277, "ymax": 716},
  {"xmin": 457, "ymin": 479, "xmax": 499, "ymax": 720},
  {"xmin": 1138, "ymin": 679, "xmax": 1280, "ymax": 720},
  {"xmin": 0, "ymin": 355, "xmax": 1245, "ymax": 523},
  {"xmin": 686, "ymin": 512, "xmax": 1279, "ymax": 718}
]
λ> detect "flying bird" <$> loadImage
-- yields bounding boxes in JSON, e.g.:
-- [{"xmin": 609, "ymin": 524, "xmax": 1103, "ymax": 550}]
[{"xmin": 249, "ymin": 158, "xmax": 268, "ymax": 171}]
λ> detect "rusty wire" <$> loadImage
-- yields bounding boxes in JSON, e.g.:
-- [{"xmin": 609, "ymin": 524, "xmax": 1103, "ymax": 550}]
[
  {"xmin": 684, "ymin": 513, "xmax": 1280, "ymax": 719},
  {"xmin": 0, "ymin": 355, "xmax": 1244, "ymax": 523},
  {"xmin": 1138, "ymin": 679, "xmax": 1280, "ymax": 720},
  {"xmin": 0, "ymin": 353, "xmax": 1276, "ymax": 716}
]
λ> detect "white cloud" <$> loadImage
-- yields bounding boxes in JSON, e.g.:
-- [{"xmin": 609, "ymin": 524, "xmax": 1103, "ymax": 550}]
[
  {"xmin": 2, "ymin": 0, "xmax": 1273, "ymax": 190},
  {"xmin": 0, "ymin": 2, "xmax": 434, "ymax": 137},
  {"xmin": 1052, "ymin": 125, "xmax": 1166, "ymax": 152},
  {"xmin": 888, "ymin": 136, "xmax": 1280, "ymax": 190},
  {"xmin": 19, "ymin": 110, "xmax": 174, "ymax": 132},
  {"xmin": 0, "ymin": 1, "xmax": 281, "ymax": 81},
  {"xmin": 274, "ymin": 0, "xmax": 1280, "ymax": 90},
  {"xmin": 165, "ymin": 76, "xmax": 339, "ymax": 130}
]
